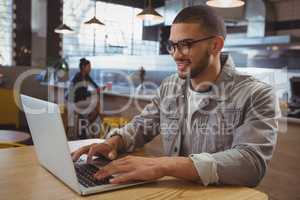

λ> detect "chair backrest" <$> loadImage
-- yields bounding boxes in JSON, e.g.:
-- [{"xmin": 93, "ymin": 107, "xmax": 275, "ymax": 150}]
[
  {"xmin": 290, "ymin": 77, "xmax": 300, "ymax": 104},
  {"xmin": 0, "ymin": 89, "xmax": 19, "ymax": 128},
  {"xmin": 0, "ymin": 142, "xmax": 26, "ymax": 149},
  {"xmin": 101, "ymin": 117, "xmax": 130, "ymax": 138}
]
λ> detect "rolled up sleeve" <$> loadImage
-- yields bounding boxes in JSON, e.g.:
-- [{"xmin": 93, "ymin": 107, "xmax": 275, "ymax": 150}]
[{"xmin": 189, "ymin": 153, "xmax": 219, "ymax": 186}]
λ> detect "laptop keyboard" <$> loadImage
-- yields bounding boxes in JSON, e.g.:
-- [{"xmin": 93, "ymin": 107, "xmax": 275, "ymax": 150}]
[{"xmin": 74, "ymin": 163, "xmax": 112, "ymax": 188}]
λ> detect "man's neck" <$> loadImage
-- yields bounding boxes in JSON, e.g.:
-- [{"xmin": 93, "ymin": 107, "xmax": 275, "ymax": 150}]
[{"xmin": 190, "ymin": 55, "xmax": 221, "ymax": 92}]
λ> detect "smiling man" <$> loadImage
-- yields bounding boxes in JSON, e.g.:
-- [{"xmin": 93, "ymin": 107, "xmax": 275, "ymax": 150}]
[{"xmin": 72, "ymin": 5, "xmax": 280, "ymax": 187}]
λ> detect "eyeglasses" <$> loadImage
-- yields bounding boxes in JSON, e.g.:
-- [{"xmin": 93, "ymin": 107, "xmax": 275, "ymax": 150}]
[{"xmin": 166, "ymin": 36, "xmax": 215, "ymax": 55}]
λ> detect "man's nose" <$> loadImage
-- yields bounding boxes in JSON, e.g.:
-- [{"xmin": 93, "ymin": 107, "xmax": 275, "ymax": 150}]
[{"xmin": 172, "ymin": 48, "xmax": 185, "ymax": 60}]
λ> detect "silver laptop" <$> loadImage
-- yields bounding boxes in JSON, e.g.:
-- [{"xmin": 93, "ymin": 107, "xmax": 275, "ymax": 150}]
[{"xmin": 21, "ymin": 95, "xmax": 147, "ymax": 195}]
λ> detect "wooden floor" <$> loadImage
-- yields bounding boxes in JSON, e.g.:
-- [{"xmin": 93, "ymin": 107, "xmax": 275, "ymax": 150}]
[
  {"xmin": 257, "ymin": 121, "xmax": 300, "ymax": 200},
  {"xmin": 144, "ymin": 121, "xmax": 300, "ymax": 200}
]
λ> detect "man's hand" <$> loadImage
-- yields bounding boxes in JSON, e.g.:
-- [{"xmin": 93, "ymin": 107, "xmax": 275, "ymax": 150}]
[
  {"xmin": 94, "ymin": 156, "xmax": 165, "ymax": 184},
  {"xmin": 71, "ymin": 135, "xmax": 123, "ymax": 163},
  {"xmin": 71, "ymin": 142, "xmax": 118, "ymax": 163},
  {"xmin": 94, "ymin": 156, "xmax": 200, "ymax": 184}
]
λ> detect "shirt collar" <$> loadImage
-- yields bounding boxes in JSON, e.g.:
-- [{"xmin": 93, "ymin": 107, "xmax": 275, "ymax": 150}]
[{"xmin": 177, "ymin": 53, "xmax": 236, "ymax": 102}]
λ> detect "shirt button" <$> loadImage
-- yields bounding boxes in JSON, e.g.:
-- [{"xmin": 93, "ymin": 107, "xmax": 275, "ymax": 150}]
[{"xmin": 174, "ymin": 147, "xmax": 178, "ymax": 152}]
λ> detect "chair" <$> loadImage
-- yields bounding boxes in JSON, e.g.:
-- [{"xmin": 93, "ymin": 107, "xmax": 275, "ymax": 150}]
[
  {"xmin": 289, "ymin": 76, "xmax": 300, "ymax": 109},
  {"xmin": 0, "ymin": 89, "xmax": 20, "ymax": 128},
  {"xmin": 100, "ymin": 116, "xmax": 130, "ymax": 138},
  {"xmin": 0, "ymin": 142, "xmax": 26, "ymax": 149},
  {"xmin": 0, "ymin": 130, "xmax": 31, "ymax": 147}
]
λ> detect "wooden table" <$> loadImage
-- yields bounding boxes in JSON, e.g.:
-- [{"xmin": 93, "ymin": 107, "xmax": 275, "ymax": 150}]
[
  {"xmin": 0, "ymin": 130, "xmax": 31, "ymax": 143},
  {"xmin": 0, "ymin": 145, "xmax": 268, "ymax": 200}
]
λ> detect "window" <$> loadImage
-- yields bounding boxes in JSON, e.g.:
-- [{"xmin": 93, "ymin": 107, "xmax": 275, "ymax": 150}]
[
  {"xmin": 0, "ymin": 1, "xmax": 13, "ymax": 66},
  {"xmin": 62, "ymin": 0, "xmax": 159, "ymax": 59}
]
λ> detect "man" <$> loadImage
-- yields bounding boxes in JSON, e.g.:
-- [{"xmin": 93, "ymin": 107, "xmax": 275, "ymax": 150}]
[{"xmin": 72, "ymin": 5, "xmax": 280, "ymax": 187}]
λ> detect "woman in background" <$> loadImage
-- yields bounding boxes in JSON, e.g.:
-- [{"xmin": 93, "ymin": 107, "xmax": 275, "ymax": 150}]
[
  {"xmin": 71, "ymin": 58, "xmax": 100, "ymax": 103},
  {"xmin": 68, "ymin": 58, "xmax": 104, "ymax": 139}
]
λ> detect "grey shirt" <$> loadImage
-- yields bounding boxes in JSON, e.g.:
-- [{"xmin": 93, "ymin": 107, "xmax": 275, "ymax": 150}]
[{"xmin": 106, "ymin": 53, "xmax": 281, "ymax": 187}]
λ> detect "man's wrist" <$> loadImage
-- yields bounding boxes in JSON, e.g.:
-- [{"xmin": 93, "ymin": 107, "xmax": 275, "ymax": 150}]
[
  {"xmin": 157, "ymin": 157, "xmax": 175, "ymax": 177},
  {"xmin": 157, "ymin": 157, "xmax": 200, "ymax": 181},
  {"xmin": 105, "ymin": 135, "xmax": 124, "ymax": 152}
]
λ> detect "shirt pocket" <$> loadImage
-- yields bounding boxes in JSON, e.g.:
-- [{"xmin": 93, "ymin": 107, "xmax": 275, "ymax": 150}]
[
  {"xmin": 212, "ymin": 108, "xmax": 242, "ymax": 135},
  {"xmin": 190, "ymin": 112, "xmax": 210, "ymax": 135},
  {"xmin": 203, "ymin": 108, "xmax": 241, "ymax": 152}
]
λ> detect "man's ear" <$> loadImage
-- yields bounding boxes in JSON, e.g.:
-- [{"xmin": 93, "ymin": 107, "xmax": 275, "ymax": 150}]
[{"xmin": 209, "ymin": 36, "xmax": 224, "ymax": 55}]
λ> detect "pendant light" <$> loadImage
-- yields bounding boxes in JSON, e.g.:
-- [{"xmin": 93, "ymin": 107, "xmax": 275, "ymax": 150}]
[
  {"xmin": 54, "ymin": 24, "xmax": 74, "ymax": 34},
  {"xmin": 136, "ymin": 0, "xmax": 163, "ymax": 21},
  {"xmin": 206, "ymin": 0, "xmax": 245, "ymax": 8},
  {"xmin": 54, "ymin": 1, "xmax": 74, "ymax": 34},
  {"xmin": 84, "ymin": 0, "xmax": 105, "ymax": 29}
]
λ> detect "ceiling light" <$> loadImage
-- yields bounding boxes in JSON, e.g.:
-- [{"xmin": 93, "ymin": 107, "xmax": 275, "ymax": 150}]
[
  {"xmin": 206, "ymin": 0, "xmax": 245, "ymax": 8},
  {"xmin": 84, "ymin": 16, "xmax": 105, "ymax": 28},
  {"xmin": 84, "ymin": 0, "xmax": 105, "ymax": 28},
  {"xmin": 54, "ymin": 1, "xmax": 74, "ymax": 34},
  {"xmin": 54, "ymin": 24, "xmax": 74, "ymax": 34},
  {"xmin": 136, "ymin": 0, "xmax": 163, "ymax": 21}
]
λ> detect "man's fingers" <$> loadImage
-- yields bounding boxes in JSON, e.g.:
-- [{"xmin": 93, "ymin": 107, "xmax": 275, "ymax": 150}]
[
  {"xmin": 86, "ymin": 144, "xmax": 98, "ymax": 163},
  {"xmin": 100, "ymin": 142, "xmax": 116, "ymax": 160},
  {"xmin": 71, "ymin": 146, "xmax": 89, "ymax": 161},
  {"xmin": 110, "ymin": 172, "xmax": 137, "ymax": 184},
  {"xmin": 71, "ymin": 152, "xmax": 81, "ymax": 162},
  {"xmin": 108, "ymin": 150, "xmax": 118, "ymax": 160},
  {"xmin": 71, "ymin": 142, "xmax": 117, "ymax": 164},
  {"xmin": 94, "ymin": 161, "xmax": 133, "ymax": 180}
]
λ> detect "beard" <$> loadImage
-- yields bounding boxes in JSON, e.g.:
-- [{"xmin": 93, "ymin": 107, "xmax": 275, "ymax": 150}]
[{"xmin": 178, "ymin": 50, "xmax": 210, "ymax": 80}]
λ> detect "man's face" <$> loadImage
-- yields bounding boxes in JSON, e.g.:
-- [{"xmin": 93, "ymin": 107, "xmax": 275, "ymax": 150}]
[{"xmin": 169, "ymin": 23, "xmax": 212, "ymax": 79}]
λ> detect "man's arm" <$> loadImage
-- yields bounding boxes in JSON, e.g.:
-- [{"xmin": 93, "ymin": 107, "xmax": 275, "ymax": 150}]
[
  {"xmin": 105, "ymin": 88, "xmax": 162, "ymax": 152},
  {"xmin": 160, "ymin": 157, "xmax": 201, "ymax": 181},
  {"xmin": 73, "ymin": 81, "xmax": 163, "ymax": 163},
  {"xmin": 208, "ymin": 84, "xmax": 280, "ymax": 187},
  {"xmin": 94, "ymin": 155, "xmax": 201, "ymax": 184}
]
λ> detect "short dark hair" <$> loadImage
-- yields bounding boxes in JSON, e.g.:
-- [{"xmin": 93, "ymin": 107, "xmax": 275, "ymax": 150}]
[
  {"xmin": 79, "ymin": 58, "xmax": 90, "ymax": 70},
  {"xmin": 172, "ymin": 5, "xmax": 226, "ymax": 39}
]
